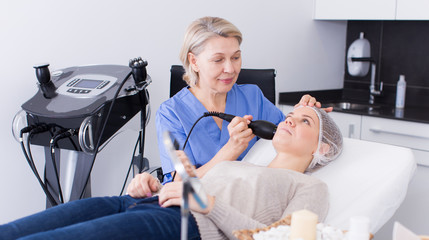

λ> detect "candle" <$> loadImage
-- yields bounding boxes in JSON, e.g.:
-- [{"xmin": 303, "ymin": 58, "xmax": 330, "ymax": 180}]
[{"xmin": 289, "ymin": 209, "xmax": 318, "ymax": 240}]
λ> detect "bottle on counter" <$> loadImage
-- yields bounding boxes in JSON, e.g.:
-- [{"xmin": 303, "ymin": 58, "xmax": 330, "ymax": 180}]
[{"xmin": 396, "ymin": 75, "xmax": 406, "ymax": 109}]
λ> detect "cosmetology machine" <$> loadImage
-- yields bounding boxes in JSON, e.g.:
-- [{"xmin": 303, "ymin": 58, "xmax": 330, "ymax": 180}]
[{"xmin": 12, "ymin": 57, "xmax": 154, "ymax": 207}]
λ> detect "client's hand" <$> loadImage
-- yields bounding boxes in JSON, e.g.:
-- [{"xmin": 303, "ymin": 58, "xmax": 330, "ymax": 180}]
[
  {"xmin": 296, "ymin": 94, "xmax": 333, "ymax": 113},
  {"xmin": 159, "ymin": 181, "xmax": 215, "ymax": 215},
  {"xmin": 127, "ymin": 172, "xmax": 162, "ymax": 198}
]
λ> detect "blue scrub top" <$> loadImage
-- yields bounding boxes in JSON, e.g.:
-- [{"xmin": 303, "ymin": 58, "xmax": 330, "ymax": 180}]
[{"xmin": 155, "ymin": 84, "xmax": 285, "ymax": 183}]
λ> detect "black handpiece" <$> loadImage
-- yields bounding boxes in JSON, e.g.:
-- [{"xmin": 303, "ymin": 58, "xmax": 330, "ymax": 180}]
[
  {"xmin": 203, "ymin": 112, "xmax": 277, "ymax": 140},
  {"xmin": 248, "ymin": 120, "xmax": 277, "ymax": 140},
  {"xmin": 34, "ymin": 63, "xmax": 57, "ymax": 99},
  {"xmin": 129, "ymin": 57, "xmax": 148, "ymax": 88}
]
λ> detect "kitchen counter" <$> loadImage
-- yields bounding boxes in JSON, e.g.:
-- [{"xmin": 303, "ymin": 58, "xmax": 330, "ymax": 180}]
[{"xmin": 279, "ymin": 90, "xmax": 429, "ymax": 124}]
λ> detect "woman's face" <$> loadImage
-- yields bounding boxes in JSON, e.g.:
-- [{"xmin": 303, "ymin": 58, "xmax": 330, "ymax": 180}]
[
  {"xmin": 273, "ymin": 107, "xmax": 320, "ymax": 158},
  {"xmin": 190, "ymin": 36, "xmax": 242, "ymax": 94}
]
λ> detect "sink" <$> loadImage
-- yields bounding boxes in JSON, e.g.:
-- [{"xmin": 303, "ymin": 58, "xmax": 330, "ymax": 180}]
[{"xmin": 324, "ymin": 102, "xmax": 380, "ymax": 111}]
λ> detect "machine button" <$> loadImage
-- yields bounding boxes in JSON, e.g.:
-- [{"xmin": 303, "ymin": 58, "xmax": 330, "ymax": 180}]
[
  {"xmin": 67, "ymin": 78, "xmax": 80, "ymax": 87},
  {"xmin": 97, "ymin": 81, "xmax": 109, "ymax": 89},
  {"xmin": 67, "ymin": 88, "xmax": 84, "ymax": 94}
]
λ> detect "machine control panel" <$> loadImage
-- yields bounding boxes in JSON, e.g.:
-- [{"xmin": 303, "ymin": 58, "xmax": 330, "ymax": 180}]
[{"xmin": 57, "ymin": 74, "xmax": 117, "ymax": 98}]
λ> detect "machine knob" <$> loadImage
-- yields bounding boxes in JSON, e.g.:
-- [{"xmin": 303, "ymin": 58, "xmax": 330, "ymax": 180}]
[
  {"xmin": 33, "ymin": 63, "xmax": 57, "ymax": 99},
  {"xmin": 129, "ymin": 57, "xmax": 148, "ymax": 88},
  {"xmin": 34, "ymin": 63, "xmax": 51, "ymax": 84}
]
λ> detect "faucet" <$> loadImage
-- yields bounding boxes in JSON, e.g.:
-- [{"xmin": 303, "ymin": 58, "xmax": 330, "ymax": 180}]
[
  {"xmin": 350, "ymin": 58, "xmax": 383, "ymax": 104},
  {"xmin": 368, "ymin": 62, "xmax": 383, "ymax": 104}
]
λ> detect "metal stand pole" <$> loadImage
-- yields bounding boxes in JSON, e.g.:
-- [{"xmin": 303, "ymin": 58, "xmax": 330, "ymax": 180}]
[
  {"xmin": 44, "ymin": 147, "xmax": 93, "ymax": 208},
  {"xmin": 181, "ymin": 181, "xmax": 192, "ymax": 240}
]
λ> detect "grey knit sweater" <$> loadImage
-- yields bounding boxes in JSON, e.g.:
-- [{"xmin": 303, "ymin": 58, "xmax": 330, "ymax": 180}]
[{"xmin": 191, "ymin": 161, "xmax": 329, "ymax": 239}]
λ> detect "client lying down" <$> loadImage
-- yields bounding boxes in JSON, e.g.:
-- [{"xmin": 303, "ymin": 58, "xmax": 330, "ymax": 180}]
[{"xmin": 0, "ymin": 106, "xmax": 342, "ymax": 240}]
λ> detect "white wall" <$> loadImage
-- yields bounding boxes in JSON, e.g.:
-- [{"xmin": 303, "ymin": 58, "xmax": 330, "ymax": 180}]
[{"xmin": 0, "ymin": 0, "xmax": 347, "ymax": 224}]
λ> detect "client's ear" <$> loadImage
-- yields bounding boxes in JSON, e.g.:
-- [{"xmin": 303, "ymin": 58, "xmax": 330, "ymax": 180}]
[{"xmin": 318, "ymin": 143, "xmax": 330, "ymax": 156}]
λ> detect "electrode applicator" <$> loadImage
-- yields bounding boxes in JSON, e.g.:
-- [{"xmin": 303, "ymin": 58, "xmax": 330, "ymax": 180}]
[
  {"xmin": 129, "ymin": 57, "xmax": 148, "ymax": 89},
  {"xmin": 180, "ymin": 111, "xmax": 278, "ymax": 162},
  {"xmin": 34, "ymin": 63, "xmax": 57, "ymax": 99},
  {"xmin": 203, "ymin": 112, "xmax": 277, "ymax": 140}
]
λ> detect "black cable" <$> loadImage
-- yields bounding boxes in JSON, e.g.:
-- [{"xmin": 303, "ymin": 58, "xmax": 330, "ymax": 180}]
[
  {"xmin": 79, "ymin": 71, "xmax": 133, "ymax": 199},
  {"xmin": 49, "ymin": 128, "xmax": 77, "ymax": 203},
  {"xmin": 42, "ymin": 123, "xmax": 80, "ymax": 151},
  {"xmin": 182, "ymin": 111, "xmax": 245, "ymax": 150},
  {"xmin": 22, "ymin": 123, "xmax": 80, "ymax": 206},
  {"xmin": 203, "ymin": 111, "xmax": 277, "ymax": 140},
  {"xmin": 28, "ymin": 133, "xmax": 59, "ymax": 206},
  {"xmin": 119, "ymin": 83, "xmax": 150, "ymax": 196},
  {"xmin": 20, "ymin": 129, "xmax": 58, "ymax": 206},
  {"xmin": 65, "ymin": 129, "xmax": 79, "ymax": 151},
  {"xmin": 49, "ymin": 146, "xmax": 63, "ymax": 203},
  {"xmin": 27, "ymin": 125, "xmax": 52, "ymax": 169},
  {"xmin": 182, "ymin": 114, "xmax": 208, "ymax": 150},
  {"xmin": 20, "ymin": 124, "xmax": 60, "ymax": 205},
  {"xmin": 172, "ymin": 111, "xmax": 277, "ymax": 181},
  {"xmin": 137, "ymin": 89, "xmax": 149, "ymax": 167},
  {"xmin": 20, "ymin": 124, "xmax": 37, "ymax": 134},
  {"xmin": 20, "ymin": 127, "xmax": 39, "ymax": 174},
  {"xmin": 119, "ymin": 133, "xmax": 141, "ymax": 196},
  {"xmin": 171, "ymin": 114, "xmax": 207, "ymax": 181}
]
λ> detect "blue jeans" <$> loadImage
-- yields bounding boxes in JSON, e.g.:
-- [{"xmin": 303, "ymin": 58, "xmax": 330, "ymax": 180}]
[{"xmin": 0, "ymin": 195, "xmax": 201, "ymax": 240}]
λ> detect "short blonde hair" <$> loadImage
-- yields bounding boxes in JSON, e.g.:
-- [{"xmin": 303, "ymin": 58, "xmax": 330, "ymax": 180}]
[{"xmin": 179, "ymin": 17, "xmax": 242, "ymax": 86}]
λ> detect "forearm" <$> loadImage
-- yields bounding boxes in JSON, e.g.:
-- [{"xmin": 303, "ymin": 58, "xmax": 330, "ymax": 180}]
[
  {"xmin": 194, "ymin": 114, "xmax": 254, "ymax": 178},
  {"xmin": 202, "ymin": 198, "xmax": 267, "ymax": 239},
  {"xmin": 195, "ymin": 142, "xmax": 243, "ymax": 178}
]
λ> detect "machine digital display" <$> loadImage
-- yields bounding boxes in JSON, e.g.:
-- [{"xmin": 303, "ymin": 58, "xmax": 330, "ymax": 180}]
[
  {"xmin": 74, "ymin": 79, "xmax": 104, "ymax": 89},
  {"xmin": 58, "ymin": 75, "xmax": 116, "ymax": 97}
]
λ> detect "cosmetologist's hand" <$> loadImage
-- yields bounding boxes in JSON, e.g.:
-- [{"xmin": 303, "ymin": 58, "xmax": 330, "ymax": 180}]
[
  {"xmin": 296, "ymin": 94, "xmax": 333, "ymax": 113},
  {"xmin": 225, "ymin": 115, "xmax": 255, "ymax": 156}
]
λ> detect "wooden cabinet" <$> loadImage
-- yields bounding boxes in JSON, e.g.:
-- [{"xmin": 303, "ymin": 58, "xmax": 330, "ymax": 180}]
[{"xmin": 314, "ymin": 0, "xmax": 429, "ymax": 20}]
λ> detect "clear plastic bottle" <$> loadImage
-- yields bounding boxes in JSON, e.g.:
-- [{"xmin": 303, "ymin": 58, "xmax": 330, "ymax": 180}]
[{"xmin": 395, "ymin": 75, "xmax": 406, "ymax": 109}]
